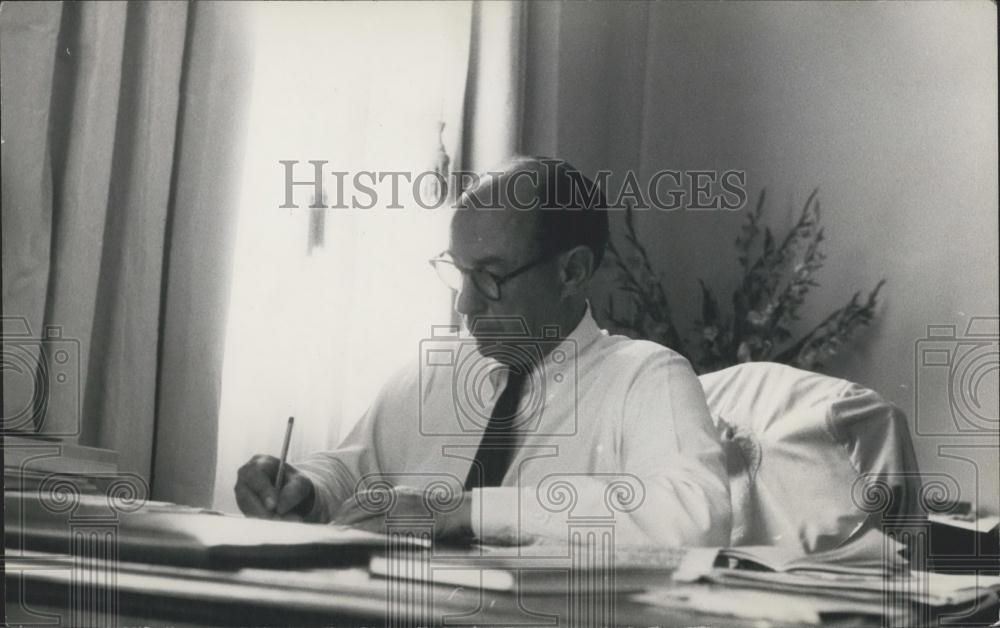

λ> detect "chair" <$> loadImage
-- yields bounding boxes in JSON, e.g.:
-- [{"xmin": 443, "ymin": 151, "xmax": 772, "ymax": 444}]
[{"xmin": 699, "ymin": 362, "xmax": 922, "ymax": 553}]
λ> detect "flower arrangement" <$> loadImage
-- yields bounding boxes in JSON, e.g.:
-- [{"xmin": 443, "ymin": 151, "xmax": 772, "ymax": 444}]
[{"xmin": 605, "ymin": 189, "xmax": 885, "ymax": 374}]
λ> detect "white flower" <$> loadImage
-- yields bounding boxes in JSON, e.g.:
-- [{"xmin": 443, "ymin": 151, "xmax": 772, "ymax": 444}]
[
  {"xmin": 747, "ymin": 310, "xmax": 768, "ymax": 326},
  {"xmin": 737, "ymin": 341, "xmax": 752, "ymax": 362}
]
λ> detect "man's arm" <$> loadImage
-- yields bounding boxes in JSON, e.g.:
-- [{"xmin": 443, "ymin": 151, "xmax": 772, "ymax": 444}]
[
  {"xmin": 293, "ymin": 401, "xmax": 385, "ymax": 523},
  {"xmin": 234, "ymin": 375, "xmax": 393, "ymax": 522},
  {"xmin": 472, "ymin": 350, "xmax": 732, "ymax": 547}
]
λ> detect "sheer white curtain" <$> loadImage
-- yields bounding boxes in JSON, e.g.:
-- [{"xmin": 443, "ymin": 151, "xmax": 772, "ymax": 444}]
[{"xmin": 212, "ymin": 2, "xmax": 475, "ymax": 513}]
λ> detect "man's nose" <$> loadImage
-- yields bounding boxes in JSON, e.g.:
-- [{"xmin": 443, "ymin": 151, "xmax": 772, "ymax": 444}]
[{"xmin": 454, "ymin": 275, "xmax": 487, "ymax": 317}]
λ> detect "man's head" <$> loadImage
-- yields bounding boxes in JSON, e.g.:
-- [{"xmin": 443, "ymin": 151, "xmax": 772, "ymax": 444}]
[{"xmin": 440, "ymin": 157, "xmax": 608, "ymax": 354}]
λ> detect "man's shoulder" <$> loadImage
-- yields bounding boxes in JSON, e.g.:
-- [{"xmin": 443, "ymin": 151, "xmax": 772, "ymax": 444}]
[
  {"xmin": 364, "ymin": 359, "xmax": 422, "ymax": 409},
  {"xmin": 384, "ymin": 358, "xmax": 422, "ymax": 389},
  {"xmin": 594, "ymin": 330, "xmax": 693, "ymax": 370},
  {"xmin": 376, "ymin": 355, "xmax": 459, "ymax": 397}
]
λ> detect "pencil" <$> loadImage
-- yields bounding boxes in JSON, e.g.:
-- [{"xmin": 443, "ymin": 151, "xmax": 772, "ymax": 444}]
[{"xmin": 274, "ymin": 416, "xmax": 295, "ymax": 493}]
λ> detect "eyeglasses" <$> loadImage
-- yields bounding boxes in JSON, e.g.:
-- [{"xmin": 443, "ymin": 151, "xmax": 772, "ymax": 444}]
[{"xmin": 429, "ymin": 251, "xmax": 553, "ymax": 301}]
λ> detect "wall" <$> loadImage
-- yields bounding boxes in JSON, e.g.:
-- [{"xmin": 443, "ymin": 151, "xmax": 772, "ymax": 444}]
[{"xmin": 523, "ymin": 1, "xmax": 999, "ymax": 512}]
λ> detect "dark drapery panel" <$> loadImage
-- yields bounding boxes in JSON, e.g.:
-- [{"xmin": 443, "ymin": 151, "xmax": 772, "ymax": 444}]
[
  {"xmin": 1, "ymin": 1, "xmax": 250, "ymax": 506},
  {"xmin": 151, "ymin": 2, "xmax": 252, "ymax": 505}
]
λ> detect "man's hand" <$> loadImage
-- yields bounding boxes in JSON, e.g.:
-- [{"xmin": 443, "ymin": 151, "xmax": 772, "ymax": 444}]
[
  {"xmin": 235, "ymin": 454, "xmax": 316, "ymax": 521},
  {"xmin": 334, "ymin": 485, "xmax": 472, "ymax": 540}
]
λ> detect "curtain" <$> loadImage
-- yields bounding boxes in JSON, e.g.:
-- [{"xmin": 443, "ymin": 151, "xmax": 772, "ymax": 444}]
[
  {"xmin": 210, "ymin": 1, "xmax": 527, "ymax": 513},
  {"xmin": 0, "ymin": 1, "xmax": 251, "ymax": 506},
  {"xmin": 461, "ymin": 1, "xmax": 527, "ymax": 174}
]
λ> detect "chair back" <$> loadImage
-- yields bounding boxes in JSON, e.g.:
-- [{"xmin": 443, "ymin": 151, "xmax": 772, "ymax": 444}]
[{"xmin": 699, "ymin": 362, "xmax": 922, "ymax": 552}]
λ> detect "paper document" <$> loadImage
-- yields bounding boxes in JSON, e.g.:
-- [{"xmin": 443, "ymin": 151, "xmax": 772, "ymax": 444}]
[
  {"xmin": 7, "ymin": 491, "xmax": 428, "ymax": 569},
  {"xmin": 718, "ymin": 527, "xmax": 907, "ymax": 575}
]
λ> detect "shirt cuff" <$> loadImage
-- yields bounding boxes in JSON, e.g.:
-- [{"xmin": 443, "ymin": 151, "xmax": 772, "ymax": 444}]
[
  {"xmin": 471, "ymin": 486, "xmax": 547, "ymax": 545},
  {"xmin": 294, "ymin": 463, "xmax": 341, "ymax": 523}
]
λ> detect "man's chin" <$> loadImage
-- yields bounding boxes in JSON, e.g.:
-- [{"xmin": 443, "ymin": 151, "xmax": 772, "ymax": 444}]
[
  {"xmin": 472, "ymin": 338, "xmax": 542, "ymax": 369},
  {"xmin": 461, "ymin": 327, "xmax": 512, "ymax": 346},
  {"xmin": 471, "ymin": 335, "xmax": 500, "ymax": 352},
  {"xmin": 463, "ymin": 315, "xmax": 533, "ymax": 339},
  {"xmin": 470, "ymin": 336, "xmax": 512, "ymax": 357}
]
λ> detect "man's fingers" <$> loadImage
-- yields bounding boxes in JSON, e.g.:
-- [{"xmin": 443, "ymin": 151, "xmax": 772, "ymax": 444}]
[
  {"xmin": 256, "ymin": 473, "xmax": 281, "ymax": 509},
  {"xmin": 235, "ymin": 456, "xmax": 280, "ymax": 513},
  {"xmin": 234, "ymin": 483, "xmax": 273, "ymax": 519},
  {"xmin": 275, "ymin": 474, "xmax": 311, "ymax": 515},
  {"xmin": 238, "ymin": 454, "xmax": 279, "ymax": 479}
]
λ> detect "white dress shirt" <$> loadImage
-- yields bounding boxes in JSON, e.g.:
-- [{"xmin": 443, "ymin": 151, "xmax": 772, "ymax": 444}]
[{"xmin": 296, "ymin": 306, "xmax": 732, "ymax": 547}]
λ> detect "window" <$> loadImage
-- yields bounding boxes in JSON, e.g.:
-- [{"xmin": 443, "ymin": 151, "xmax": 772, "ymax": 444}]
[{"xmin": 212, "ymin": 2, "xmax": 470, "ymax": 512}]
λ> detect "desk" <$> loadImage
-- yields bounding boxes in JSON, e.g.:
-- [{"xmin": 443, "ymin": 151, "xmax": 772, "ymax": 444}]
[
  {"xmin": 8, "ymin": 549, "xmax": 1000, "ymax": 627},
  {"xmin": 6, "ymin": 550, "xmax": 777, "ymax": 628},
  {"xmin": 5, "ymin": 487, "xmax": 999, "ymax": 627}
]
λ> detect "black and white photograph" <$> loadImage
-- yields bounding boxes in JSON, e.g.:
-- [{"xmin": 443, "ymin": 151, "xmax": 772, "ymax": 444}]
[{"xmin": 2, "ymin": 1, "xmax": 998, "ymax": 626}]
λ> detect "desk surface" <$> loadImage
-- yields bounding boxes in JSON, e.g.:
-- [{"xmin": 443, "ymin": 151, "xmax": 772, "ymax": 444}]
[
  {"xmin": 5, "ymin": 550, "xmax": 766, "ymax": 628},
  {"xmin": 5, "ymin": 488, "xmax": 999, "ymax": 628},
  {"xmin": 9, "ymin": 550, "xmax": 1000, "ymax": 628}
]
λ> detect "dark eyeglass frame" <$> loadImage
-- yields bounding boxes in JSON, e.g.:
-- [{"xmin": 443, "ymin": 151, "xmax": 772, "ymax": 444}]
[{"xmin": 429, "ymin": 251, "xmax": 554, "ymax": 301}]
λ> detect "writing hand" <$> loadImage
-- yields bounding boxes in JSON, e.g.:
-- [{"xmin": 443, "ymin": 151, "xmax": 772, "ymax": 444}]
[{"xmin": 235, "ymin": 454, "xmax": 315, "ymax": 521}]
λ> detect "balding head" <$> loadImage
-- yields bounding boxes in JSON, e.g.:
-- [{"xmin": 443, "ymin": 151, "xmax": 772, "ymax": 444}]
[
  {"xmin": 446, "ymin": 157, "xmax": 607, "ymax": 350},
  {"xmin": 458, "ymin": 157, "xmax": 609, "ymax": 269}
]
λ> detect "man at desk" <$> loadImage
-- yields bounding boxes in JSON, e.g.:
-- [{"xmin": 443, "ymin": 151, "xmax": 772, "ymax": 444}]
[{"xmin": 235, "ymin": 157, "xmax": 731, "ymax": 548}]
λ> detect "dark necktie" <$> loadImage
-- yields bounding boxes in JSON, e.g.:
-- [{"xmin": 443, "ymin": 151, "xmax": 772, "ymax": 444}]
[{"xmin": 464, "ymin": 367, "xmax": 529, "ymax": 491}]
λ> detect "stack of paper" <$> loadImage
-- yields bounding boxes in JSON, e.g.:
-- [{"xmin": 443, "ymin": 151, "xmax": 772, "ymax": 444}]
[
  {"xmin": 716, "ymin": 527, "xmax": 909, "ymax": 576},
  {"xmin": 4, "ymin": 468, "xmax": 99, "ymax": 493},
  {"xmin": 369, "ymin": 543, "xmax": 712, "ymax": 594},
  {"xmin": 648, "ymin": 568, "xmax": 1000, "ymax": 625},
  {"xmin": 6, "ymin": 490, "xmax": 428, "ymax": 569},
  {"xmin": 635, "ymin": 528, "xmax": 1000, "ymax": 626},
  {"xmin": 926, "ymin": 513, "xmax": 1000, "ymax": 574},
  {"xmin": 4, "ymin": 434, "xmax": 117, "ymax": 494},
  {"xmin": 699, "ymin": 568, "xmax": 1000, "ymax": 608}
]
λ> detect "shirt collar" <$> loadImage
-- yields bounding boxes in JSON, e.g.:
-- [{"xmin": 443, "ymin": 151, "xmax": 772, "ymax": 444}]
[
  {"xmin": 541, "ymin": 301, "xmax": 602, "ymax": 367},
  {"xmin": 482, "ymin": 302, "xmax": 603, "ymax": 392},
  {"xmin": 563, "ymin": 301, "xmax": 603, "ymax": 353}
]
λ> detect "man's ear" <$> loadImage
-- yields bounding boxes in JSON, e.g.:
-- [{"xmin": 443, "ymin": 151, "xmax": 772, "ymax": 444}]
[{"xmin": 558, "ymin": 245, "xmax": 595, "ymax": 296}]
